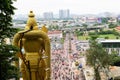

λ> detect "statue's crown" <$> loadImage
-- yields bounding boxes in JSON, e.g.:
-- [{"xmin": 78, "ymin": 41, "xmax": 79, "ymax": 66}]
[{"xmin": 25, "ymin": 11, "xmax": 39, "ymax": 30}]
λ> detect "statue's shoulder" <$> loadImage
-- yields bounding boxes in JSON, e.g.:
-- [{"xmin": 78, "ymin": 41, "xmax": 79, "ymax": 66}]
[{"xmin": 18, "ymin": 30, "xmax": 29, "ymax": 34}]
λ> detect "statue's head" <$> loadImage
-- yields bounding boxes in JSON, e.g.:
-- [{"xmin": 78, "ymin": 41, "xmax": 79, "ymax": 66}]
[
  {"xmin": 25, "ymin": 11, "xmax": 39, "ymax": 30},
  {"xmin": 24, "ymin": 11, "xmax": 48, "ymax": 34}
]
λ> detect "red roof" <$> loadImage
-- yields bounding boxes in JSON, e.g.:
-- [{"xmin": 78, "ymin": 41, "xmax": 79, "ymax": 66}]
[{"xmin": 116, "ymin": 26, "xmax": 120, "ymax": 30}]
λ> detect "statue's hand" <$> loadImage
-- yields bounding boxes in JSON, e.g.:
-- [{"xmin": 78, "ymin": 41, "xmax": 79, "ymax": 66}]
[{"xmin": 45, "ymin": 75, "xmax": 50, "ymax": 80}]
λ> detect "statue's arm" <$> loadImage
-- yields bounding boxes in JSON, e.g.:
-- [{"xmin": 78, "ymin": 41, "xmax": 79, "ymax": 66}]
[
  {"xmin": 44, "ymin": 37, "xmax": 51, "ymax": 79},
  {"xmin": 44, "ymin": 38, "xmax": 51, "ymax": 67},
  {"xmin": 13, "ymin": 33, "xmax": 25, "ymax": 60},
  {"xmin": 12, "ymin": 33, "xmax": 21, "ymax": 68},
  {"xmin": 12, "ymin": 33, "xmax": 21, "ymax": 47}
]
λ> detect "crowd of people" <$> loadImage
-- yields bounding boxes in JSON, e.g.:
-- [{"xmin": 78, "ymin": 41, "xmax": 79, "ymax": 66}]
[{"xmin": 51, "ymin": 33, "xmax": 85, "ymax": 80}]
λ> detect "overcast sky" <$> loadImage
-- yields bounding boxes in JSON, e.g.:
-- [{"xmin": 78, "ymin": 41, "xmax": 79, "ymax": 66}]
[{"xmin": 13, "ymin": 0, "xmax": 120, "ymax": 15}]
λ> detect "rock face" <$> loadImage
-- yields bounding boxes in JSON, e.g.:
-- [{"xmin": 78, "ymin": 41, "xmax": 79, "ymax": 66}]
[{"xmin": 13, "ymin": 11, "xmax": 51, "ymax": 80}]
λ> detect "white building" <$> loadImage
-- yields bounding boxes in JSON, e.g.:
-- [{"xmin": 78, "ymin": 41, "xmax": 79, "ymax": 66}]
[{"xmin": 99, "ymin": 40, "xmax": 120, "ymax": 55}]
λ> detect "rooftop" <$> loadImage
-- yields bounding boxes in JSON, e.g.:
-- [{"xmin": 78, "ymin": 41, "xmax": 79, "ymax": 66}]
[
  {"xmin": 99, "ymin": 39, "xmax": 120, "ymax": 43},
  {"xmin": 116, "ymin": 26, "xmax": 120, "ymax": 30}
]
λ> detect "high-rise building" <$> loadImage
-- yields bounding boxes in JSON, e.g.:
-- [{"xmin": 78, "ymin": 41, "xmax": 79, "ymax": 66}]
[
  {"xmin": 59, "ymin": 9, "xmax": 70, "ymax": 19},
  {"xmin": 43, "ymin": 12, "xmax": 53, "ymax": 20}
]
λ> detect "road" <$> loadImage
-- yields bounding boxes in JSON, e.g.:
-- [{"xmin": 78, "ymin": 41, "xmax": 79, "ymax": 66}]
[{"xmin": 51, "ymin": 32, "xmax": 86, "ymax": 80}]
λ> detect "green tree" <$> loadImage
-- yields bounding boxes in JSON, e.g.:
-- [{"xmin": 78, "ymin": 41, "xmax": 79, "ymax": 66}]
[
  {"xmin": 0, "ymin": 0, "xmax": 19, "ymax": 80},
  {"xmin": 101, "ymin": 17, "xmax": 108, "ymax": 24},
  {"xmin": 110, "ymin": 51, "xmax": 120, "ymax": 66},
  {"xmin": 86, "ymin": 35, "xmax": 112, "ymax": 80},
  {"xmin": 82, "ymin": 23, "xmax": 88, "ymax": 36},
  {"xmin": 82, "ymin": 23, "xmax": 88, "ymax": 31},
  {"xmin": 48, "ymin": 25, "xmax": 52, "ymax": 30},
  {"xmin": 109, "ymin": 23, "xmax": 117, "ymax": 28},
  {"xmin": 75, "ymin": 30, "xmax": 84, "ymax": 36}
]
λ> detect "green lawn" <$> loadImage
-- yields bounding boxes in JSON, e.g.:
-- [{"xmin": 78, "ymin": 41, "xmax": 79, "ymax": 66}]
[
  {"xmin": 99, "ymin": 34, "xmax": 118, "ymax": 39},
  {"xmin": 78, "ymin": 36, "xmax": 89, "ymax": 40},
  {"xmin": 78, "ymin": 34, "xmax": 120, "ymax": 40}
]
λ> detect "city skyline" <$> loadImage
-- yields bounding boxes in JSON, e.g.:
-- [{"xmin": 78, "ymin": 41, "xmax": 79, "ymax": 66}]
[{"xmin": 13, "ymin": 0, "xmax": 120, "ymax": 15}]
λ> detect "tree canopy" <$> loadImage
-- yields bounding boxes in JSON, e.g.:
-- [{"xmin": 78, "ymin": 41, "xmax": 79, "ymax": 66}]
[
  {"xmin": 86, "ymin": 36, "xmax": 112, "ymax": 80},
  {"xmin": 0, "ymin": 0, "xmax": 19, "ymax": 80}
]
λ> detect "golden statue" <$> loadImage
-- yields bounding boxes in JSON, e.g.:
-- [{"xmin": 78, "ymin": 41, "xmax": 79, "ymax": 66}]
[{"xmin": 13, "ymin": 11, "xmax": 51, "ymax": 80}]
